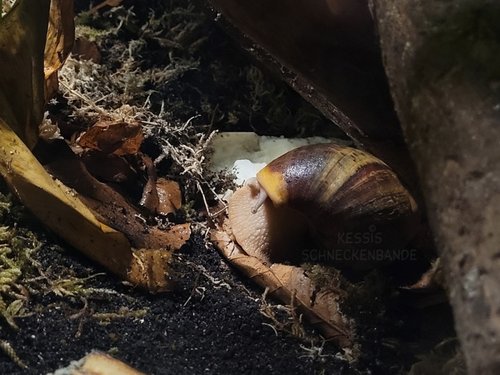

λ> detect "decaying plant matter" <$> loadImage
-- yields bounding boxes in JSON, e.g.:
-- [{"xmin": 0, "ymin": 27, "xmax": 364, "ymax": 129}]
[
  {"xmin": 0, "ymin": 0, "xmax": 192, "ymax": 293},
  {"xmin": 211, "ymin": 228, "xmax": 354, "ymax": 349}
]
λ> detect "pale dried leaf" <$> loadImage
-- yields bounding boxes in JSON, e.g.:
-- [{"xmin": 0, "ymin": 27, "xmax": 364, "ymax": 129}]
[
  {"xmin": 55, "ymin": 352, "xmax": 145, "ymax": 375},
  {"xmin": 44, "ymin": 0, "xmax": 75, "ymax": 100}
]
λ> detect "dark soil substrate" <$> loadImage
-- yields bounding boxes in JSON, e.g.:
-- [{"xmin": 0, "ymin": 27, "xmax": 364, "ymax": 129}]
[
  {"xmin": 0, "ymin": 233, "xmax": 345, "ymax": 374},
  {"xmin": 0, "ymin": 210, "xmax": 455, "ymax": 375}
]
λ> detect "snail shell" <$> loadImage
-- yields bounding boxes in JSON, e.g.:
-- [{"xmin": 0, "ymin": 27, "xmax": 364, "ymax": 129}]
[{"xmin": 228, "ymin": 143, "xmax": 418, "ymax": 266}]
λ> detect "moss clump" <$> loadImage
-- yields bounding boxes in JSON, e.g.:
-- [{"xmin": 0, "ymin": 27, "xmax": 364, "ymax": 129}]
[{"xmin": 0, "ymin": 190, "xmax": 42, "ymax": 330}]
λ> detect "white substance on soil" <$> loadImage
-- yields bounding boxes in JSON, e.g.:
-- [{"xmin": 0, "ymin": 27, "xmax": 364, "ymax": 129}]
[{"xmin": 209, "ymin": 132, "xmax": 341, "ymax": 185}]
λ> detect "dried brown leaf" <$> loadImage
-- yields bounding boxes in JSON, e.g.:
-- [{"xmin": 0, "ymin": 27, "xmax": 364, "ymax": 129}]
[
  {"xmin": 46, "ymin": 157, "xmax": 190, "ymax": 251},
  {"xmin": 164, "ymin": 223, "xmax": 191, "ymax": 250},
  {"xmin": 0, "ymin": 0, "xmax": 177, "ymax": 293},
  {"xmin": 138, "ymin": 158, "xmax": 183, "ymax": 216},
  {"xmin": 128, "ymin": 248, "xmax": 175, "ymax": 293},
  {"xmin": 211, "ymin": 224, "xmax": 353, "ymax": 348},
  {"xmin": 156, "ymin": 178, "xmax": 182, "ymax": 215},
  {"xmin": 78, "ymin": 120, "xmax": 144, "ymax": 156},
  {"xmin": 72, "ymin": 37, "xmax": 101, "ymax": 63}
]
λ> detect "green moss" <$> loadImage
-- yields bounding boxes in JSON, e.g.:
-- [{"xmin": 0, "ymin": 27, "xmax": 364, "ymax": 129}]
[
  {"xmin": 75, "ymin": 25, "xmax": 110, "ymax": 41},
  {"xmin": 92, "ymin": 307, "xmax": 149, "ymax": 324},
  {"xmin": 0, "ymin": 189, "xmax": 42, "ymax": 329},
  {"xmin": 50, "ymin": 273, "xmax": 106, "ymax": 297}
]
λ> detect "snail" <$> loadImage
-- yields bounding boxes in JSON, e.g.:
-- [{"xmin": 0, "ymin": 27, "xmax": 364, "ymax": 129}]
[{"xmin": 228, "ymin": 143, "xmax": 418, "ymax": 267}]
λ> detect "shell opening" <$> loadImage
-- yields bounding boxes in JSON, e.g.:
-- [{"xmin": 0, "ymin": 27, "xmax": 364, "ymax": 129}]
[{"xmin": 245, "ymin": 177, "xmax": 269, "ymax": 214}]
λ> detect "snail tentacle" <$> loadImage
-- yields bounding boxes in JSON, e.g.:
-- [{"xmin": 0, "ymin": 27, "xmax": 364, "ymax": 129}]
[{"xmin": 245, "ymin": 177, "xmax": 269, "ymax": 214}]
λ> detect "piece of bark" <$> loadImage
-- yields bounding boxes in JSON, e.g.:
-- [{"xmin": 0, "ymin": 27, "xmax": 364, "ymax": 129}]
[
  {"xmin": 371, "ymin": 1, "xmax": 500, "ymax": 373},
  {"xmin": 207, "ymin": 0, "xmax": 396, "ymax": 142}
]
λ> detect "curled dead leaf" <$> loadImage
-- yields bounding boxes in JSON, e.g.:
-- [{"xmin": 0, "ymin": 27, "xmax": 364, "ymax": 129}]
[
  {"xmin": 156, "ymin": 178, "xmax": 182, "ymax": 215},
  {"xmin": 46, "ymin": 157, "xmax": 191, "ymax": 251},
  {"xmin": 210, "ymin": 223, "xmax": 353, "ymax": 348},
  {"xmin": 78, "ymin": 120, "xmax": 144, "ymax": 156},
  {"xmin": 138, "ymin": 157, "xmax": 183, "ymax": 216}
]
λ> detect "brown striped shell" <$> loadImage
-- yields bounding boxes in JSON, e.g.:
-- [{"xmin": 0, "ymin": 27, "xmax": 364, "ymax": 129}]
[{"xmin": 228, "ymin": 143, "xmax": 418, "ymax": 265}]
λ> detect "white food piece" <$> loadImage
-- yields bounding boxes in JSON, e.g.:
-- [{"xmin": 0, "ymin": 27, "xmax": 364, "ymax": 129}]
[{"xmin": 209, "ymin": 132, "xmax": 342, "ymax": 185}]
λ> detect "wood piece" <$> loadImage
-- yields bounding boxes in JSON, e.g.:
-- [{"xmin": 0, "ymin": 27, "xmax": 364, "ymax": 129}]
[
  {"xmin": 208, "ymin": 0, "xmax": 396, "ymax": 141},
  {"xmin": 371, "ymin": 1, "xmax": 500, "ymax": 373}
]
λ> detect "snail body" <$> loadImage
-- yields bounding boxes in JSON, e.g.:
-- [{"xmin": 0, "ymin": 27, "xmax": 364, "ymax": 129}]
[{"xmin": 228, "ymin": 143, "xmax": 418, "ymax": 266}]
